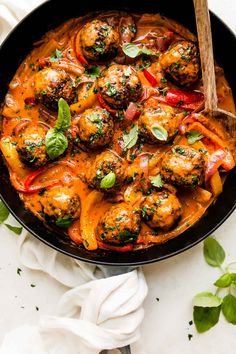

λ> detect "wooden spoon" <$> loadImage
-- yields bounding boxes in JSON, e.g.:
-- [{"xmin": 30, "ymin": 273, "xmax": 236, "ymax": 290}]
[{"xmin": 193, "ymin": 0, "xmax": 236, "ymax": 134}]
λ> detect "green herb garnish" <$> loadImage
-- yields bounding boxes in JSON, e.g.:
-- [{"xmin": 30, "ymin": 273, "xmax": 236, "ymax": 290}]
[
  {"xmin": 192, "ymin": 236, "xmax": 236, "ymax": 333},
  {"xmin": 187, "ymin": 130, "xmax": 204, "ymax": 145},
  {"xmin": 50, "ymin": 49, "xmax": 62, "ymax": 62},
  {"xmin": 45, "ymin": 98, "xmax": 71, "ymax": 160},
  {"xmin": 122, "ymin": 125, "xmax": 139, "ymax": 150},
  {"xmin": 122, "ymin": 43, "xmax": 154, "ymax": 58},
  {"xmin": 151, "ymin": 125, "xmax": 168, "ymax": 141},
  {"xmin": 100, "ymin": 172, "xmax": 116, "ymax": 189},
  {"xmin": 149, "ymin": 174, "xmax": 163, "ymax": 188}
]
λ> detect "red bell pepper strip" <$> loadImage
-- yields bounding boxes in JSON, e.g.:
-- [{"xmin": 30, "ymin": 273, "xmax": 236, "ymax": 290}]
[
  {"xmin": 11, "ymin": 168, "xmax": 61, "ymax": 194},
  {"xmin": 77, "ymin": 53, "xmax": 88, "ymax": 66},
  {"xmin": 205, "ymin": 149, "xmax": 226, "ymax": 180},
  {"xmin": 16, "ymin": 182, "xmax": 60, "ymax": 194},
  {"xmin": 143, "ymin": 69, "xmax": 158, "ymax": 87},
  {"xmin": 157, "ymin": 89, "xmax": 204, "ymax": 111},
  {"xmin": 24, "ymin": 166, "xmax": 48, "ymax": 190},
  {"xmin": 97, "ymin": 241, "xmax": 134, "ymax": 252},
  {"xmin": 185, "ymin": 121, "xmax": 235, "ymax": 171},
  {"xmin": 97, "ymin": 93, "xmax": 118, "ymax": 115}
]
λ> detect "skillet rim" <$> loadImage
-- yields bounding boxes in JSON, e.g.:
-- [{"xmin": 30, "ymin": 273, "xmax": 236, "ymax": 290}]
[{"xmin": 0, "ymin": 0, "xmax": 236, "ymax": 266}]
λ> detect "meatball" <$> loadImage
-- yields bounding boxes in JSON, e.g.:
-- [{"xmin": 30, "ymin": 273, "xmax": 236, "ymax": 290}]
[
  {"xmin": 141, "ymin": 190, "xmax": 182, "ymax": 230},
  {"xmin": 16, "ymin": 125, "xmax": 48, "ymax": 168},
  {"xmin": 160, "ymin": 41, "xmax": 200, "ymax": 86},
  {"xmin": 80, "ymin": 19, "xmax": 120, "ymax": 61},
  {"xmin": 40, "ymin": 186, "xmax": 81, "ymax": 222},
  {"xmin": 97, "ymin": 203, "xmax": 141, "ymax": 244},
  {"xmin": 138, "ymin": 103, "xmax": 180, "ymax": 143},
  {"xmin": 97, "ymin": 64, "xmax": 142, "ymax": 109},
  {"xmin": 161, "ymin": 145, "xmax": 205, "ymax": 188},
  {"xmin": 34, "ymin": 68, "xmax": 77, "ymax": 111},
  {"xmin": 86, "ymin": 150, "xmax": 127, "ymax": 191},
  {"xmin": 77, "ymin": 107, "xmax": 114, "ymax": 149}
]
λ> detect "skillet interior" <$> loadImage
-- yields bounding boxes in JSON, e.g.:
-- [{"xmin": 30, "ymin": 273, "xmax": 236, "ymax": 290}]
[{"xmin": 0, "ymin": 0, "xmax": 236, "ymax": 266}]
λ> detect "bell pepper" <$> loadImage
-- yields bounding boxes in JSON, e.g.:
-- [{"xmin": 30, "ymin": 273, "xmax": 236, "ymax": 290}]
[
  {"xmin": 97, "ymin": 241, "xmax": 134, "ymax": 252},
  {"xmin": 143, "ymin": 69, "xmax": 158, "ymax": 87},
  {"xmin": 124, "ymin": 102, "xmax": 142, "ymax": 122},
  {"xmin": 157, "ymin": 89, "xmax": 204, "ymax": 111},
  {"xmin": 185, "ymin": 121, "xmax": 235, "ymax": 171},
  {"xmin": 205, "ymin": 149, "xmax": 226, "ymax": 179},
  {"xmin": 77, "ymin": 53, "xmax": 88, "ymax": 66},
  {"xmin": 97, "ymin": 93, "xmax": 118, "ymax": 116},
  {"xmin": 10, "ymin": 171, "xmax": 60, "ymax": 194}
]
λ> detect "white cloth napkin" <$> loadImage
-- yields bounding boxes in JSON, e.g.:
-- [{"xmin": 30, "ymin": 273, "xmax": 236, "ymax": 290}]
[{"xmin": 0, "ymin": 2, "xmax": 148, "ymax": 353}]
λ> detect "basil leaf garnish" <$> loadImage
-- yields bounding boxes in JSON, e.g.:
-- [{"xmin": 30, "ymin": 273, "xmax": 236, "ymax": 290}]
[
  {"xmin": 151, "ymin": 125, "xmax": 168, "ymax": 141},
  {"xmin": 46, "ymin": 98, "xmax": 71, "ymax": 160},
  {"xmin": 122, "ymin": 43, "xmax": 154, "ymax": 58},
  {"xmin": 123, "ymin": 125, "xmax": 139, "ymax": 150},
  {"xmin": 100, "ymin": 172, "xmax": 116, "ymax": 189}
]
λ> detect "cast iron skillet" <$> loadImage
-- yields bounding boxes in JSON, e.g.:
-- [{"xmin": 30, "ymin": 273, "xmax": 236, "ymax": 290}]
[{"xmin": 0, "ymin": 0, "xmax": 235, "ymax": 266}]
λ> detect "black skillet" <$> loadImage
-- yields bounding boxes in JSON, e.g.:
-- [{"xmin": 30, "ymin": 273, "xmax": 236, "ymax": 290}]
[{"xmin": 0, "ymin": 0, "xmax": 236, "ymax": 266}]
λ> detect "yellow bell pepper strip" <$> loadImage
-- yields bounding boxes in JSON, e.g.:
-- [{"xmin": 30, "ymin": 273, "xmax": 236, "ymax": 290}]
[
  {"xmin": 70, "ymin": 83, "xmax": 97, "ymax": 114},
  {"xmin": 80, "ymin": 190, "xmax": 103, "ymax": 250},
  {"xmin": 209, "ymin": 171, "xmax": 223, "ymax": 197}
]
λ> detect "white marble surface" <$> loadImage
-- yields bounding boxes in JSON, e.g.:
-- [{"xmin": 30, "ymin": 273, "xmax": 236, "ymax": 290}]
[{"xmin": 1, "ymin": 1, "xmax": 236, "ymax": 353}]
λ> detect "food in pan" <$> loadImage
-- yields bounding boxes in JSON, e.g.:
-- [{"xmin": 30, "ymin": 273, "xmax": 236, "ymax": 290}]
[{"xmin": 0, "ymin": 12, "xmax": 235, "ymax": 252}]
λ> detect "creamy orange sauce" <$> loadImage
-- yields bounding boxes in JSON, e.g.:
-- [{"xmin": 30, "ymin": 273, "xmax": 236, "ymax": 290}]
[{"xmin": 0, "ymin": 12, "xmax": 235, "ymax": 251}]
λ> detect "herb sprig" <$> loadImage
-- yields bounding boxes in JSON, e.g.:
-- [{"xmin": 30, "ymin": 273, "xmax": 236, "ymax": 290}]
[
  {"xmin": 45, "ymin": 98, "xmax": 71, "ymax": 160},
  {"xmin": 0, "ymin": 201, "xmax": 22, "ymax": 235},
  {"xmin": 193, "ymin": 236, "xmax": 236, "ymax": 332}
]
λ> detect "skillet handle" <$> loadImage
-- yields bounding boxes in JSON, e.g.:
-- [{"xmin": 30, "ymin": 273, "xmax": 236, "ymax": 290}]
[
  {"xmin": 100, "ymin": 265, "xmax": 136, "ymax": 354},
  {"xmin": 118, "ymin": 345, "xmax": 131, "ymax": 354}
]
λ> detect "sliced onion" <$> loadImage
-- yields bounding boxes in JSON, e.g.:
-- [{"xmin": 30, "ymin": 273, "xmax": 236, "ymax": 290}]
[{"xmin": 125, "ymin": 102, "xmax": 140, "ymax": 122}]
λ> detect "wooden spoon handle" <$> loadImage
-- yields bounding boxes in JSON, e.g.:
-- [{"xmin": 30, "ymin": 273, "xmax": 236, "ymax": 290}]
[{"xmin": 193, "ymin": 0, "xmax": 218, "ymax": 113}]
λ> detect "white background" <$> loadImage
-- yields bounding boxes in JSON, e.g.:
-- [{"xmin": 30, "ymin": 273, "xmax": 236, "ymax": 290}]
[{"xmin": 1, "ymin": 1, "xmax": 236, "ymax": 353}]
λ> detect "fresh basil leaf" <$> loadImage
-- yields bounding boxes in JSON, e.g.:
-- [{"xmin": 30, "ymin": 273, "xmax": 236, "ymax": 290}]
[
  {"xmin": 55, "ymin": 98, "xmax": 71, "ymax": 132},
  {"xmin": 222, "ymin": 294, "xmax": 236, "ymax": 324},
  {"xmin": 204, "ymin": 236, "xmax": 225, "ymax": 267},
  {"xmin": 230, "ymin": 273, "xmax": 236, "ymax": 283},
  {"xmin": 187, "ymin": 130, "xmax": 204, "ymax": 145},
  {"xmin": 100, "ymin": 172, "xmax": 116, "ymax": 189},
  {"xmin": 0, "ymin": 200, "xmax": 9, "ymax": 224},
  {"xmin": 56, "ymin": 215, "xmax": 74, "ymax": 228},
  {"xmin": 149, "ymin": 174, "xmax": 163, "ymax": 188},
  {"xmin": 45, "ymin": 129, "xmax": 68, "ymax": 160},
  {"xmin": 5, "ymin": 224, "xmax": 22, "ymax": 235},
  {"xmin": 50, "ymin": 49, "xmax": 62, "ymax": 62},
  {"xmin": 123, "ymin": 125, "xmax": 139, "ymax": 149},
  {"xmin": 193, "ymin": 305, "xmax": 221, "ymax": 333},
  {"xmin": 122, "ymin": 43, "xmax": 153, "ymax": 58},
  {"xmin": 214, "ymin": 273, "xmax": 232, "ymax": 288},
  {"xmin": 151, "ymin": 125, "xmax": 168, "ymax": 141},
  {"xmin": 84, "ymin": 65, "xmax": 101, "ymax": 79},
  {"xmin": 193, "ymin": 292, "xmax": 222, "ymax": 307}
]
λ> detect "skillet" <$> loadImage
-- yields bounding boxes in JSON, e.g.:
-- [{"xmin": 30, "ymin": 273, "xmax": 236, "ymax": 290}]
[{"xmin": 0, "ymin": 0, "xmax": 236, "ymax": 266}]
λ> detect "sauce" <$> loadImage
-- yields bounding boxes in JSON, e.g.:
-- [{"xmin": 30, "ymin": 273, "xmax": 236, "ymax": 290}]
[{"xmin": 0, "ymin": 12, "xmax": 235, "ymax": 251}]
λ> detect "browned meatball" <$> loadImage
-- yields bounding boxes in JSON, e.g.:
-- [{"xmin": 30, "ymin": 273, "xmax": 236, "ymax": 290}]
[
  {"xmin": 97, "ymin": 203, "xmax": 141, "ymax": 244},
  {"xmin": 76, "ymin": 107, "xmax": 114, "ymax": 149},
  {"xmin": 86, "ymin": 150, "xmax": 127, "ymax": 191},
  {"xmin": 16, "ymin": 125, "xmax": 48, "ymax": 168},
  {"xmin": 40, "ymin": 186, "xmax": 81, "ymax": 223},
  {"xmin": 80, "ymin": 20, "xmax": 120, "ymax": 61},
  {"xmin": 138, "ymin": 103, "xmax": 180, "ymax": 143},
  {"xmin": 97, "ymin": 64, "xmax": 142, "ymax": 108},
  {"xmin": 34, "ymin": 68, "xmax": 77, "ymax": 111},
  {"xmin": 141, "ymin": 190, "xmax": 182, "ymax": 230},
  {"xmin": 160, "ymin": 41, "xmax": 200, "ymax": 87},
  {"xmin": 161, "ymin": 145, "xmax": 205, "ymax": 188}
]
